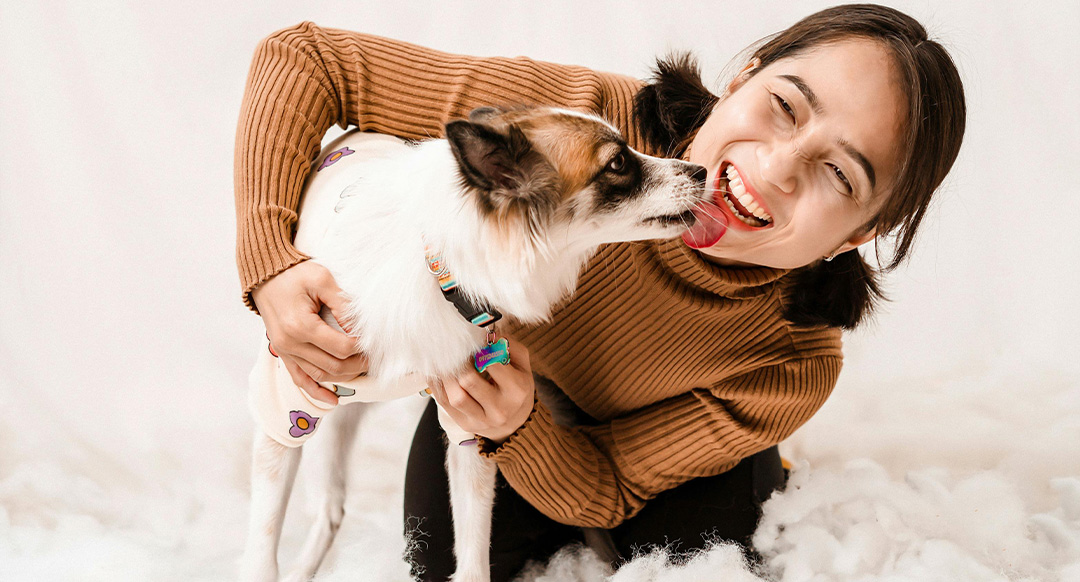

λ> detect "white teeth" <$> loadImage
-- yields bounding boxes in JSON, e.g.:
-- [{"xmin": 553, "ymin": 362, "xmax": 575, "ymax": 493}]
[
  {"xmin": 726, "ymin": 165, "xmax": 740, "ymax": 183},
  {"xmin": 722, "ymin": 164, "xmax": 773, "ymax": 224}
]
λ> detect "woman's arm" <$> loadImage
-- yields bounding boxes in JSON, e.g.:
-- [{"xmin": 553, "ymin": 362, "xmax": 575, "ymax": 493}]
[
  {"xmin": 234, "ymin": 21, "xmax": 643, "ymax": 311},
  {"xmin": 474, "ymin": 355, "xmax": 842, "ymax": 529}
]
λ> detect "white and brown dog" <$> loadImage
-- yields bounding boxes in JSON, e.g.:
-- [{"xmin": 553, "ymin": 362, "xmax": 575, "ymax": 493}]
[{"xmin": 241, "ymin": 106, "xmax": 706, "ymax": 582}]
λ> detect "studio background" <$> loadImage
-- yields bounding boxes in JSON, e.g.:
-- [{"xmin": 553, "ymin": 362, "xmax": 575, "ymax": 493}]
[{"xmin": 2, "ymin": 0, "xmax": 1078, "ymax": 580}]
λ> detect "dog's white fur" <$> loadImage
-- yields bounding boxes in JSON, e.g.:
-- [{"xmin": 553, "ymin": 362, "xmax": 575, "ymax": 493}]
[{"xmin": 241, "ymin": 110, "xmax": 705, "ymax": 582}]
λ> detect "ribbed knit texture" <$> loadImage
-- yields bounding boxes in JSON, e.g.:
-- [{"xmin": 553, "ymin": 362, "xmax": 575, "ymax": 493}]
[{"xmin": 234, "ymin": 22, "xmax": 844, "ymax": 528}]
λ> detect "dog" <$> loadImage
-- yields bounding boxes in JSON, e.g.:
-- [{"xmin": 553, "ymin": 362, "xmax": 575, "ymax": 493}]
[{"xmin": 240, "ymin": 105, "xmax": 707, "ymax": 582}]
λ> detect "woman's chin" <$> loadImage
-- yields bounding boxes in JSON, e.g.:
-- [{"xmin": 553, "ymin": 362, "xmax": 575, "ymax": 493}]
[{"xmin": 691, "ymin": 244, "xmax": 775, "ymax": 269}]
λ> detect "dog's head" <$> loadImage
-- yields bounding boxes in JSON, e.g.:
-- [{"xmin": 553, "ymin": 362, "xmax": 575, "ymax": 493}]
[{"xmin": 445, "ymin": 106, "xmax": 707, "ymax": 254}]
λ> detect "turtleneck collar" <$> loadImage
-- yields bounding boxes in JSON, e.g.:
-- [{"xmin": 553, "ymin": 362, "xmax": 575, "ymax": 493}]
[{"xmin": 650, "ymin": 237, "xmax": 788, "ymax": 299}]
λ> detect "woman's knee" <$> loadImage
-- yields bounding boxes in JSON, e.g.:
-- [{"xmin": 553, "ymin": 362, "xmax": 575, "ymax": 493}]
[
  {"xmin": 607, "ymin": 446, "xmax": 783, "ymax": 559},
  {"xmin": 402, "ymin": 400, "xmax": 582, "ymax": 581}
]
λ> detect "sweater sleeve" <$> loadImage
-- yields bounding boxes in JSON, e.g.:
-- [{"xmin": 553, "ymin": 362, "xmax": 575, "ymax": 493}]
[
  {"xmin": 233, "ymin": 21, "xmax": 643, "ymax": 312},
  {"xmin": 479, "ymin": 355, "xmax": 842, "ymax": 528}
]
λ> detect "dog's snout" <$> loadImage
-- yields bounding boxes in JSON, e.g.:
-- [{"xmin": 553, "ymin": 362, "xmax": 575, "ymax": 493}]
[
  {"xmin": 673, "ymin": 159, "xmax": 708, "ymax": 184},
  {"xmin": 690, "ymin": 165, "xmax": 707, "ymax": 185}
]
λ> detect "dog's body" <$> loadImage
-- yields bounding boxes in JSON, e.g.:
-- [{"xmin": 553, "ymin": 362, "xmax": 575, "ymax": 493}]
[{"xmin": 241, "ymin": 107, "xmax": 706, "ymax": 582}]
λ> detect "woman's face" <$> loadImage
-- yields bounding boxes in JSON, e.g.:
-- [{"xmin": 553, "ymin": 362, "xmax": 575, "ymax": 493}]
[{"xmin": 686, "ymin": 38, "xmax": 906, "ymax": 269}]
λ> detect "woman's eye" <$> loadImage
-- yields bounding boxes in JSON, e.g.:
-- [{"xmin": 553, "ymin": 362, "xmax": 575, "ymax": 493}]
[
  {"xmin": 829, "ymin": 164, "xmax": 853, "ymax": 194},
  {"xmin": 773, "ymin": 94, "xmax": 796, "ymax": 122},
  {"xmin": 607, "ymin": 152, "xmax": 626, "ymax": 173}
]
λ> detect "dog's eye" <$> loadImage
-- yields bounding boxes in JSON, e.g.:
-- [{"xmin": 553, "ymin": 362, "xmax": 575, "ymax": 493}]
[{"xmin": 606, "ymin": 152, "xmax": 627, "ymax": 174}]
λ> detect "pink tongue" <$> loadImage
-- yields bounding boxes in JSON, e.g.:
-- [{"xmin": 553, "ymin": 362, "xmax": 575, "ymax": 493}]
[{"xmin": 681, "ymin": 203, "xmax": 729, "ymax": 249}]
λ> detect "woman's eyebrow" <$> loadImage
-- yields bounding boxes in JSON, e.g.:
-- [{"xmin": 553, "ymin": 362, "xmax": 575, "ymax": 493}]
[
  {"xmin": 838, "ymin": 138, "xmax": 877, "ymax": 190},
  {"xmin": 779, "ymin": 74, "xmax": 823, "ymax": 114},
  {"xmin": 780, "ymin": 74, "xmax": 877, "ymax": 190}
]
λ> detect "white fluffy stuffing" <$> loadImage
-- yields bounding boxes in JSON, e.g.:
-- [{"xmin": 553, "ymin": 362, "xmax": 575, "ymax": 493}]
[{"xmin": 2, "ymin": 369, "xmax": 1078, "ymax": 581}]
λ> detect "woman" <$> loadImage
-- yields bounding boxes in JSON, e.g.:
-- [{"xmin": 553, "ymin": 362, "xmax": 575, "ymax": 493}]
[{"xmin": 234, "ymin": 3, "xmax": 965, "ymax": 580}]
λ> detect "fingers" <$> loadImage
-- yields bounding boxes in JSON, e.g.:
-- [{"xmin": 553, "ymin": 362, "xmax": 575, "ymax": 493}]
[
  {"xmin": 268, "ymin": 329, "xmax": 368, "ymax": 382},
  {"xmin": 430, "ymin": 343, "xmax": 536, "ymax": 442},
  {"xmin": 501, "ymin": 335, "xmax": 530, "ymax": 372},
  {"xmin": 256, "ymin": 260, "xmax": 368, "ymax": 384},
  {"xmin": 484, "ymin": 360, "xmax": 534, "ymax": 423},
  {"xmin": 282, "ymin": 356, "xmax": 339, "ymax": 405},
  {"xmin": 273, "ymin": 306, "xmax": 358, "ymax": 359},
  {"xmin": 287, "ymin": 339, "xmax": 369, "ymax": 382},
  {"xmin": 442, "ymin": 376, "xmax": 486, "ymax": 419},
  {"xmin": 430, "ymin": 377, "xmax": 484, "ymax": 426},
  {"xmin": 484, "ymin": 355, "xmax": 520, "ymax": 384},
  {"xmin": 310, "ymin": 264, "xmax": 353, "ymax": 332},
  {"xmin": 456, "ymin": 368, "xmax": 499, "ymax": 404},
  {"xmin": 268, "ymin": 308, "xmax": 367, "ymax": 381},
  {"xmin": 304, "ymin": 314, "xmax": 361, "ymax": 359}
]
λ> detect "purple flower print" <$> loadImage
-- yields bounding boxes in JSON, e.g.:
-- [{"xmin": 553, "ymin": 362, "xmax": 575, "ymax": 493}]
[
  {"xmin": 317, "ymin": 147, "xmax": 355, "ymax": 171},
  {"xmin": 289, "ymin": 410, "xmax": 319, "ymax": 438}
]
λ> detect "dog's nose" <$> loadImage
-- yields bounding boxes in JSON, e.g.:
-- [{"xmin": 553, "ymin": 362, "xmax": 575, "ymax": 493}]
[{"xmin": 689, "ymin": 164, "xmax": 708, "ymax": 184}]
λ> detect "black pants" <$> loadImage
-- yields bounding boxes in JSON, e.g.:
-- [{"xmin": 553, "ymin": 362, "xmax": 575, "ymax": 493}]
[{"xmin": 403, "ymin": 399, "xmax": 785, "ymax": 581}]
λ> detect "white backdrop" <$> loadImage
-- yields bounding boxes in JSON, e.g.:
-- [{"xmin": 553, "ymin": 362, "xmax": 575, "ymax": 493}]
[{"xmin": 2, "ymin": 1, "xmax": 1078, "ymax": 580}]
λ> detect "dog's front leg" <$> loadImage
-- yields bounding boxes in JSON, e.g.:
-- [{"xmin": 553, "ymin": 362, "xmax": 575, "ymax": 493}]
[
  {"xmin": 284, "ymin": 402, "xmax": 367, "ymax": 582},
  {"xmin": 241, "ymin": 430, "xmax": 303, "ymax": 582},
  {"xmin": 446, "ymin": 443, "xmax": 498, "ymax": 582}
]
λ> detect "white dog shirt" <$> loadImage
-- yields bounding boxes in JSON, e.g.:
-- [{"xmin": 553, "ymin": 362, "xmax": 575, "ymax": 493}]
[{"xmin": 248, "ymin": 132, "xmax": 473, "ymax": 448}]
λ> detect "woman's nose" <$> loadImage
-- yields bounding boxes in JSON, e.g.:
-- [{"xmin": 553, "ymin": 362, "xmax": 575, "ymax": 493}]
[{"xmin": 758, "ymin": 145, "xmax": 800, "ymax": 195}]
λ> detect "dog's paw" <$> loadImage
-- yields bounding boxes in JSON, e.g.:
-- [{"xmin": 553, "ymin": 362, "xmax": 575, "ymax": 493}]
[
  {"xmin": 449, "ymin": 571, "xmax": 490, "ymax": 582},
  {"xmin": 282, "ymin": 568, "xmax": 317, "ymax": 582}
]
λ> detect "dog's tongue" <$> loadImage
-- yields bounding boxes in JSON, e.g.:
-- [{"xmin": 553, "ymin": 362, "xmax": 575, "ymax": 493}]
[{"xmin": 681, "ymin": 203, "xmax": 729, "ymax": 249}]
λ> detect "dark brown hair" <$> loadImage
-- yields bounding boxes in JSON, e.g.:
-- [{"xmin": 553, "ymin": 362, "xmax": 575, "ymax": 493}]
[{"xmin": 634, "ymin": 3, "xmax": 966, "ymax": 329}]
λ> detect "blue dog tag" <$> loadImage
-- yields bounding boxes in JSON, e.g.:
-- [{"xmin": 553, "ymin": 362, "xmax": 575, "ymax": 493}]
[{"xmin": 473, "ymin": 338, "xmax": 511, "ymax": 373}]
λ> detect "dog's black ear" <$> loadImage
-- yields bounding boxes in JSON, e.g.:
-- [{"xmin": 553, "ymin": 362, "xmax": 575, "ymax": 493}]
[
  {"xmin": 633, "ymin": 53, "xmax": 720, "ymax": 157},
  {"xmin": 445, "ymin": 120, "xmax": 533, "ymax": 191}
]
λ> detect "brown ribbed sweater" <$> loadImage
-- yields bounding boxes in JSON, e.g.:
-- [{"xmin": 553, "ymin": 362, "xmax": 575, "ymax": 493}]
[{"xmin": 234, "ymin": 21, "xmax": 843, "ymax": 529}]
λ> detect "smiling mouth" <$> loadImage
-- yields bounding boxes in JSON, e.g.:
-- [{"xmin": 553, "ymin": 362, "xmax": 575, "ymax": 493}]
[{"xmin": 717, "ymin": 164, "xmax": 773, "ymax": 228}]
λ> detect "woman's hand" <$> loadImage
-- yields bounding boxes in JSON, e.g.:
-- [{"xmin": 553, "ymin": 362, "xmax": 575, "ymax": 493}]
[
  {"xmin": 430, "ymin": 339, "xmax": 534, "ymax": 444},
  {"xmin": 252, "ymin": 261, "xmax": 369, "ymax": 404}
]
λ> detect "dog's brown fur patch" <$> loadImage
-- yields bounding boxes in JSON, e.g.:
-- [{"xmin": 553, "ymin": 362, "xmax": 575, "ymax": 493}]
[
  {"xmin": 488, "ymin": 108, "xmax": 624, "ymax": 198},
  {"xmin": 457, "ymin": 107, "xmax": 629, "ymax": 251}
]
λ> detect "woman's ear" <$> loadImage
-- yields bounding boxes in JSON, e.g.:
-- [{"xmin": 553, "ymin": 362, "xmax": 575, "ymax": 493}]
[
  {"xmin": 726, "ymin": 57, "xmax": 761, "ymax": 94},
  {"xmin": 834, "ymin": 226, "xmax": 878, "ymax": 256}
]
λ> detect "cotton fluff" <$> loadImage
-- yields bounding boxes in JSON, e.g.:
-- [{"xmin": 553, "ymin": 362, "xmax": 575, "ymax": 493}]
[{"xmin": 754, "ymin": 461, "xmax": 1080, "ymax": 582}]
